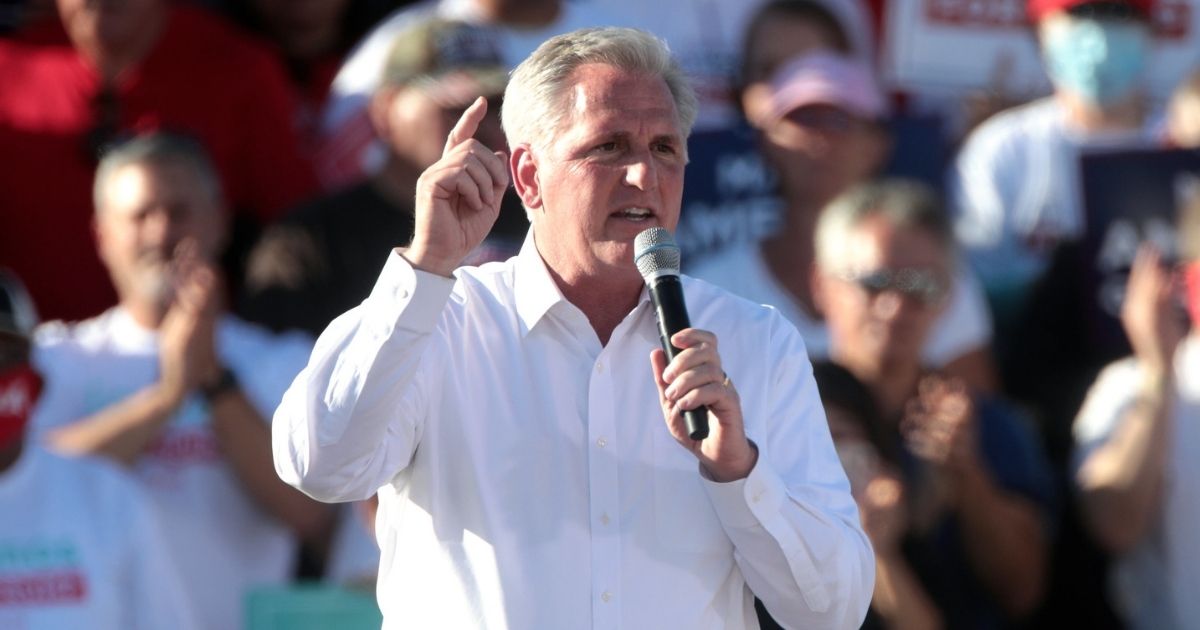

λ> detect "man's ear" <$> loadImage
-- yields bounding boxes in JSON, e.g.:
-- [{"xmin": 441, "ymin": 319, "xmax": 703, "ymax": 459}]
[
  {"xmin": 367, "ymin": 88, "xmax": 397, "ymax": 140},
  {"xmin": 91, "ymin": 214, "xmax": 109, "ymax": 267},
  {"xmin": 511, "ymin": 144, "xmax": 542, "ymax": 211},
  {"xmin": 810, "ymin": 264, "xmax": 828, "ymax": 318},
  {"xmin": 867, "ymin": 127, "xmax": 894, "ymax": 177},
  {"xmin": 209, "ymin": 203, "xmax": 231, "ymax": 258},
  {"xmin": 740, "ymin": 82, "xmax": 773, "ymax": 130}
]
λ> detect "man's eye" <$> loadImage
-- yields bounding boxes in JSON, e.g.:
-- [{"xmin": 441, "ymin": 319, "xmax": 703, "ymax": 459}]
[
  {"xmin": 596, "ymin": 141, "xmax": 619, "ymax": 152},
  {"xmin": 654, "ymin": 142, "xmax": 677, "ymax": 154}
]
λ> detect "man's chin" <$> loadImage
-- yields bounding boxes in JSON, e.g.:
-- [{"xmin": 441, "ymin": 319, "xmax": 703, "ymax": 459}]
[
  {"xmin": 596, "ymin": 243, "xmax": 639, "ymax": 272},
  {"xmin": 877, "ymin": 344, "xmax": 923, "ymax": 368},
  {"xmin": 132, "ymin": 270, "xmax": 174, "ymax": 307}
]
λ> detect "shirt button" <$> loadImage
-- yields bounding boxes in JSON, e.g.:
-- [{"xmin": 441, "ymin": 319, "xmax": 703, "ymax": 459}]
[
  {"xmin": 600, "ymin": 513, "xmax": 610, "ymax": 526},
  {"xmin": 596, "ymin": 437, "xmax": 607, "ymax": 448},
  {"xmin": 596, "ymin": 362, "xmax": 605, "ymax": 373},
  {"xmin": 601, "ymin": 591, "xmax": 613, "ymax": 603}
]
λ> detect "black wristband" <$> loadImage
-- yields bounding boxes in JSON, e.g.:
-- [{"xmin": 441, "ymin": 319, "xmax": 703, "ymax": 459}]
[{"xmin": 200, "ymin": 366, "xmax": 239, "ymax": 403}]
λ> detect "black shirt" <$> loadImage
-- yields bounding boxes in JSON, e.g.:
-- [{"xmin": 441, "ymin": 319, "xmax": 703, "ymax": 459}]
[{"xmin": 238, "ymin": 181, "xmax": 416, "ymax": 336}]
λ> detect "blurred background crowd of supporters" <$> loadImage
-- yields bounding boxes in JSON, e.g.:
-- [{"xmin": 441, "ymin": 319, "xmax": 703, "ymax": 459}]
[{"xmin": 1, "ymin": 0, "xmax": 1199, "ymax": 628}]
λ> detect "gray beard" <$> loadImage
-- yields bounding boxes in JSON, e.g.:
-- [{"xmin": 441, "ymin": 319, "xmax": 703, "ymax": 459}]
[{"xmin": 130, "ymin": 265, "xmax": 175, "ymax": 310}]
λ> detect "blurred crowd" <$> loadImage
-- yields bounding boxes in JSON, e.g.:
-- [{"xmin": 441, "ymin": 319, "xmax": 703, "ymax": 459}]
[{"xmin": 1, "ymin": 0, "xmax": 1198, "ymax": 628}]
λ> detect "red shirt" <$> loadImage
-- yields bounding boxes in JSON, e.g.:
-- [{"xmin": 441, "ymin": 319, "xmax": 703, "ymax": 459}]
[{"xmin": 0, "ymin": 6, "xmax": 319, "ymax": 321}]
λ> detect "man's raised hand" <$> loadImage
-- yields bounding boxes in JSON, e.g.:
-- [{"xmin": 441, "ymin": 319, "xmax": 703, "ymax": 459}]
[{"xmin": 407, "ymin": 96, "xmax": 509, "ymax": 276}]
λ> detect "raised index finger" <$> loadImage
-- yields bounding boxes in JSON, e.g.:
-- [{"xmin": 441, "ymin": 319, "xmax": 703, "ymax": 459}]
[{"xmin": 443, "ymin": 96, "xmax": 489, "ymax": 156}]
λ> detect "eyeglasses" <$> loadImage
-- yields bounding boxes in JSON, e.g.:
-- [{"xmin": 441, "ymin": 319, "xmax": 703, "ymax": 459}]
[{"xmin": 837, "ymin": 267, "xmax": 949, "ymax": 306}]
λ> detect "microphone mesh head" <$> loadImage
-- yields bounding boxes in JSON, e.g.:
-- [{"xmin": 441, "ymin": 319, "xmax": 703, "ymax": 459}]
[{"xmin": 633, "ymin": 227, "xmax": 681, "ymax": 279}]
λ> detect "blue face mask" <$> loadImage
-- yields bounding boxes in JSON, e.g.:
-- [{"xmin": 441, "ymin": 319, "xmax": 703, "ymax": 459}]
[{"xmin": 1041, "ymin": 18, "xmax": 1149, "ymax": 107}]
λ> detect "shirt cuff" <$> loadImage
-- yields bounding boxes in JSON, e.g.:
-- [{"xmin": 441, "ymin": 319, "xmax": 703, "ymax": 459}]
[
  {"xmin": 362, "ymin": 249, "xmax": 457, "ymax": 336},
  {"xmin": 702, "ymin": 450, "xmax": 788, "ymax": 531},
  {"xmin": 703, "ymin": 450, "xmax": 835, "ymax": 613}
]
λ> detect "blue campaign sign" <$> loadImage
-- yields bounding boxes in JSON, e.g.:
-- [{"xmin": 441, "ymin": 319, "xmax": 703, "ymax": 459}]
[
  {"xmin": 674, "ymin": 123, "xmax": 782, "ymax": 268},
  {"xmin": 1079, "ymin": 147, "xmax": 1200, "ymax": 351},
  {"xmin": 673, "ymin": 114, "xmax": 950, "ymax": 270}
]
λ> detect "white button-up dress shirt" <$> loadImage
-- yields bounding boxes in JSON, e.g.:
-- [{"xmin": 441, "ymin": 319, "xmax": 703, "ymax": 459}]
[{"xmin": 273, "ymin": 234, "xmax": 873, "ymax": 629}]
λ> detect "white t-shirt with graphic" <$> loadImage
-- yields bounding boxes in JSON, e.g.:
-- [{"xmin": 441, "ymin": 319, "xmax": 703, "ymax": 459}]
[
  {"xmin": 950, "ymin": 97, "xmax": 1158, "ymax": 300},
  {"xmin": 1074, "ymin": 335, "xmax": 1200, "ymax": 630},
  {"xmin": 30, "ymin": 308, "xmax": 314, "ymax": 630},
  {"xmin": 0, "ymin": 445, "xmax": 196, "ymax": 629}
]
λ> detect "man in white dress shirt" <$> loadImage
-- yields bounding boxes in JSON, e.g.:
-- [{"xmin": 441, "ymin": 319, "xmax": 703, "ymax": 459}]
[{"xmin": 274, "ymin": 27, "xmax": 873, "ymax": 629}]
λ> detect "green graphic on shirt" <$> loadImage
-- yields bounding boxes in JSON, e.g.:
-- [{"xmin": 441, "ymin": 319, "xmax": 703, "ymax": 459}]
[{"xmin": 0, "ymin": 540, "xmax": 79, "ymax": 571}]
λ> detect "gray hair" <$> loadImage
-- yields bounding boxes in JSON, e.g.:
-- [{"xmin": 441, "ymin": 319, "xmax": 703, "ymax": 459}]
[
  {"xmin": 500, "ymin": 27, "xmax": 698, "ymax": 151},
  {"xmin": 815, "ymin": 178, "xmax": 954, "ymax": 273},
  {"xmin": 93, "ymin": 132, "xmax": 223, "ymax": 214}
]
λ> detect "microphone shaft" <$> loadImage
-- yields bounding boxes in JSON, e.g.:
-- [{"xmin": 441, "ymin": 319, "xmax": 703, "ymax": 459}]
[{"xmin": 648, "ymin": 275, "xmax": 710, "ymax": 440}]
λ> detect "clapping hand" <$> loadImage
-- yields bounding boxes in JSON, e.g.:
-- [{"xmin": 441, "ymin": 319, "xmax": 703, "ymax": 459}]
[
  {"xmin": 902, "ymin": 375, "xmax": 978, "ymax": 474},
  {"xmin": 1121, "ymin": 244, "xmax": 1187, "ymax": 378},
  {"xmin": 837, "ymin": 439, "xmax": 908, "ymax": 551},
  {"xmin": 158, "ymin": 239, "xmax": 222, "ymax": 404}
]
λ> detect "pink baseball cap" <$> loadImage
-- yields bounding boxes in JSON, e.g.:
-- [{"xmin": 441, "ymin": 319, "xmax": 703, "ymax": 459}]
[{"xmin": 764, "ymin": 53, "xmax": 888, "ymax": 126}]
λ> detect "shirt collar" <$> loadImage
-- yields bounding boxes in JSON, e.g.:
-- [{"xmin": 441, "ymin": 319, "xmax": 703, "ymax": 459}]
[
  {"xmin": 511, "ymin": 229, "xmax": 657, "ymax": 338},
  {"xmin": 514, "ymin": 229, "xmax": 568, "ymax": 337}
]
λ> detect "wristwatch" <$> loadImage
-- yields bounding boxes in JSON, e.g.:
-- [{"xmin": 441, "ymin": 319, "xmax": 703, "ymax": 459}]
[{"xmin": 200, "ymin": 366, "xmax": 240, "ymax": 403}]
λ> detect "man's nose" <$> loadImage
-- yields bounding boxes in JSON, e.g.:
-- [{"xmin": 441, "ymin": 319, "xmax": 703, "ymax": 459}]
[
  {"xmin": 800, "ymin": 132, "xmax": 835, "ymax": 158},
  {"xmin": 871, "ymin": 290, "xmax": 905, "ymax": 321},
  {"xmin": 1079, "ymin": 22, "xmax": 1108, "ymax": 64},
  {"xmin": 624, "ymin": 152, "xmax": 658, "ymax": 191},
  {"xmin": 142, "ymin": 207, "xmax": 182, "ymax": 244}
]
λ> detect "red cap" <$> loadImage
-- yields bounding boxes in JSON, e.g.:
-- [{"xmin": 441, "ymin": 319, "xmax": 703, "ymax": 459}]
[{"xmin": 1028, "ymin": 0, "xmax": 1153, "ymax": 22}]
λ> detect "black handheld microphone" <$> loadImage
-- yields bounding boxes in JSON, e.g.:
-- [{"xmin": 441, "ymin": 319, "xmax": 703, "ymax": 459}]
[{"xmin": 634, "ymin": 227, "xmax": 709, "ymax": 441}]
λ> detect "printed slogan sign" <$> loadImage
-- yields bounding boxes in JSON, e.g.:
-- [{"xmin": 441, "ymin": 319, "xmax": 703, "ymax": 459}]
[
  {"xmin": 884, "ymin": 0, "xmax": 1196, "ymax": 101},
  {"xmin": 1078, "ymin": 148, "xmax": 1200, "ymax": 352}
]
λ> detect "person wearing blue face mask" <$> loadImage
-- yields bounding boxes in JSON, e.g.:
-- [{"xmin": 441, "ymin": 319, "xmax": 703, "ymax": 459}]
[
  {"xmin": 949, "ymin": 2, "xmax": 1165, "ymax": 627},
  {"xmin": 1040, "ymin": 3, "xmax": 1151, "ymax": 109},
  {"xmin": 949, "ymin": 0, "xmax": 1159, "ymax": 320}
]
